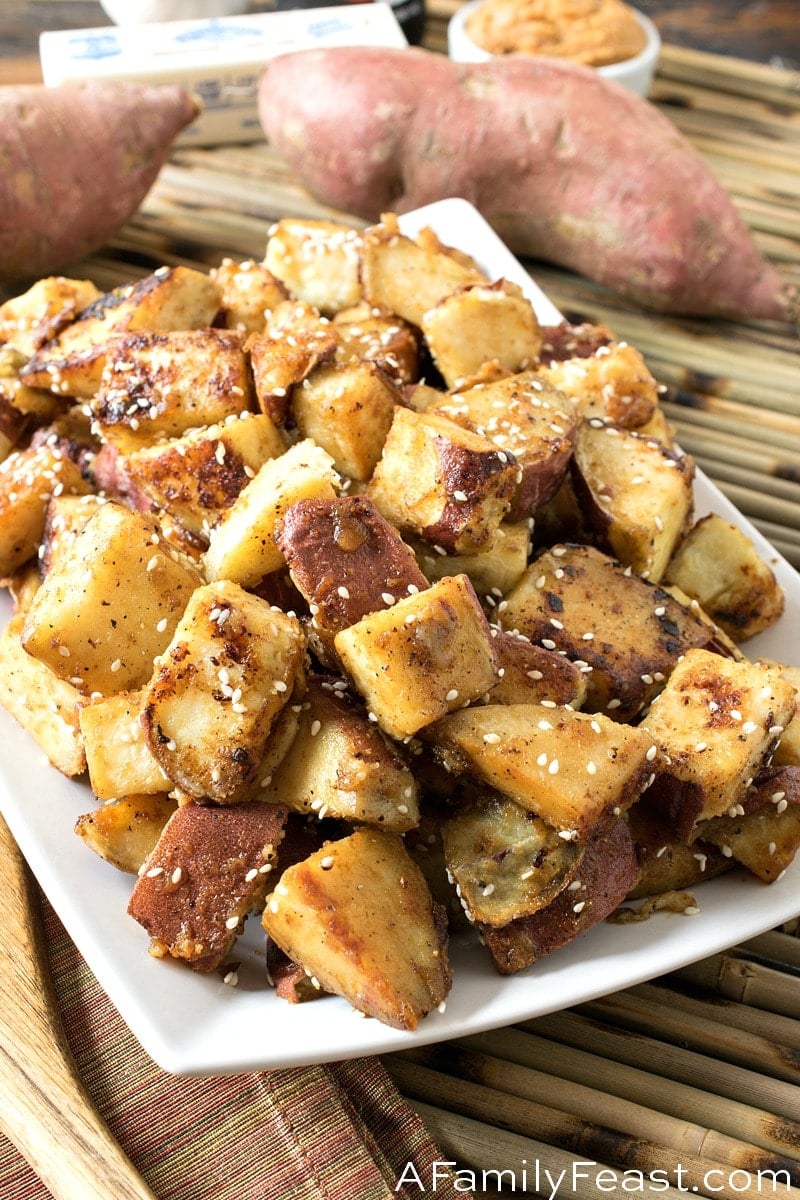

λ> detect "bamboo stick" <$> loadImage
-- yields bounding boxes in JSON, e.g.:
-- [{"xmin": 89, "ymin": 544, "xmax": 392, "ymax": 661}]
[
  {"xmin": 628, "ymin": 980, "xmax": 800, "ymax": 1053},
  {"xmin": 527, "ymin": 1009, "xmax": 800, "ymax": 1122},
  {"xmin": 700, "ymin": 477, "xmax": 800, "ymax": 529},
  {"xmin": 407, "ymin": 1098, "xmax": 698, "ymax": 1200},
  {"xmin": 580, "ymin": 987, "xmax": 800, "ymax": 1082},
  {"xmin": 672, "ymin": 954, "xmax": 800, "ymax": 1020},
  {"xmin": 655, "ymin": 43, "xmax": 800, "ymax": 106},
  {"xmin": 660, "ymin": 397, "xmax": 800, "ymax": 451},
  {"xmin": 464, "ymin": 1026, "xmax": 800, "ymax": 1160},
  {"xmin": 394, "ymin": 1042, "xmax": 800, "ymax": 1182},
  {"xmin": 689, "ymin": 454, "xmax": 800, "ymax": 506},
  {"xmin": 662, "ymin": 405, "xmax": 800, "ymax": 456},
  {"xmin": 741, "ymin": 930, "xmax": 800, "ymax": 971},
  {"xmin": 388, "ymin": 1056, "xmax": 800, "ymax": 1200},
  {"xmin": 672, "ymin": 428, "xmax": 800, "ymax": 480}
]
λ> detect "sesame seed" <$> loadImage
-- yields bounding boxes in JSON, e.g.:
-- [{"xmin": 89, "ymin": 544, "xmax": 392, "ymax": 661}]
[
  {"xmin": 337, "ymin": 585, "xmax": 350, "ymax": 599},
  {"xmin": 225, "ymin": 915, "xmax": 239, "ymax": 930},
  {"xmin": 171, "ymin": 867, "xmax": 182, "ymax": 885},
  {"xmin": 446, "ymin": 688, "xmax": 459, "ymax": 702},
  {"xmin": 320, "ymin": 855, "xmax": 335, "ymax": 870},
  {"xmin": 587, "ymin": 761, "xmax": 597, "ymax": 775},
  {"xmin": 381, "ymin": 592, "xmax": 395, "ymax": 605},
  {"xmin": 573, "ymin": 901, "xmax": 586, "ymax": 914},
  {"xmin": 483, "ymin": 732, "xmax": 501, "ymax": 744},
  {"xmin": 548, "ymin": 758, "xmax": 560, "ymax": 775},
  {"xmin": 146, "ymin": 866, "xmax": 164, "ymax": 878},
  {"xmin": 482, "ymin": 883, "xmax": 495, "ymax": 897}
]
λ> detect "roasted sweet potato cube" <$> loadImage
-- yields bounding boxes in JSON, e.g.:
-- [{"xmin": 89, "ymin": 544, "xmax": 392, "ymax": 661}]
[
  {"xmin": 259, "ymin": 676, "xmax": 419, "ymax": 831},
  {"xmin": 0, "ymin": 443, "xmax": 91, "ymax": 577},
  {"xmin": 39, "ymin": 493, "xmax": 105, "ymax": 578},
  {"xmin": 487, "ymin": 628, "xmax": 587, "ymax": 709},
  {"xmin": 334, "ymin": 573, "xmax": 498, "ymax": 741},
  {"xmin": 262, "ymin": 828, "xmax": 451, "ymax": 1029},
  {"xmin": 142, "ymin": 580, "xmax": 305, "ymax": 803},
  {"xmin": 210, "ymin": 258, "xmax": 289, "ymax": 333},
  {"xmin": 694, "ymin": 766, "xmax": 800, "ymax": 884},
  {"xmin": 360, "ymin": 218, "xmax": 485, "ymax": 329},
  {"xmin": 771, "ymin": 663, "xmax": 800, "ymax": 767},
  {"xmin": 422, "ymin": 281, "xmax": 543, "ymax": 387},
  {"xmin": 572, "ymin": 420, "xmax": 694, "ymax": 582},
  {"xmin": 292, "ymin": 359, "xmax": 399, "ymax": 481},
  {"xmin": 129, "ymin": 801, "xmax": 288, "ymax": 972},
  {"xmin": 665, "ymin": 513, "xmax": 784, "ymax": 642},
  {"xmin": 368, "ymin": 406, "xmax": 519, "ymax": 555},
  {"xmin": 264, "ymin": 218, "xmax": 364, "ymax": 315},
  {"xmin": 92, "ymin": 329, "xmax": 252, "ymax": 450},
  {"xmin": 427, "ymin": 703, "xmax": 657, "ymax": 838},
  {"xmin": 0, "ymin": 275, "xmax": 101, "ymax": 358},
  {"xmin": 437, "ymin": 372, "xmax": 578, "ymax": 521},
  {"xmin": 203, "ymin": 439, "xmax": 339, "ymax": 586},
  {"xmin": 79, "ymin": 690, "xmax": 171, "ymax": 800},
  {"xmin": 412, "ymin": 520, "xmax": 531, "ymax": 600},
  {"xmin": 275, "ymin": 494, "xmax": 428, "ymax": 651},
  {"xmin": 247, "ymin": 307, "xmax": 340, "ymax": 427},
  {"xmin": 641, "ymin": 648, "xmax": 796, "ymax": 835},
  {"xmin": 537, "ymin": 341, "xmax": 659, "ymax": 429},
  {"xmin": 75, "ymin": 793, "xmax": 177, "ymax": 874},
  {"xmin": 20, "ymin": 266, "xmax": 220, "ymax": 399},
  {"xmin": 333, "ymin": 303, "xmax": 420, "ymax": 385},
  {"xmin": 480, "ymin": 817, "xmax": 638, "ymax": 974},
  {"xmin": 442, "ymin": 794, "xmax": 585, "ymax": 927},
  {"xmin": 113, "ymin": 412, "xmax": 285, "ymax": 544},
  {"xmin": 499, "ymin": 544, "xmax": 717, "ymax": 721},
  {"xmin": 625, "ymin": 801, "xmax": 732, "ymax": 899},
  {"xmin": 0, "ymin": 612, "xmax": 86, "ymax": 776},
  {"xmin": 22, "ymin": 502, "xmax": 202, "ymax": 695}
]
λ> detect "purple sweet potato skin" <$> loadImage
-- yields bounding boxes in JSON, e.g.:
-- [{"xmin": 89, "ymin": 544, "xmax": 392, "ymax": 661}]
[
  {"xmin": 258, "ymin": 46, "xmax": 794, "ymax": 322},
  {"xmin": 0, "ymin": 81, "xmax": 199, "ymax": 284}
]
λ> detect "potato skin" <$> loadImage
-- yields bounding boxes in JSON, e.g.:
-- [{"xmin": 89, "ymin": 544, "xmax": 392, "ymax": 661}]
[
  {"xmin": 259, "ymin": 47, "xmax": 794, "ymax": 321},
  {"xmin": 1, "ymin": 82, "xmax": 199, "ymax": 284}
]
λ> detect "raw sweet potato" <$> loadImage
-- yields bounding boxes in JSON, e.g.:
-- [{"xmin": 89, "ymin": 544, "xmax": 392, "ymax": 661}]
[
  {"xmin": 258, "ymin": 46, "xmax": 795, "ymax": 322},
  {"xmin": 0, "ymin": 81, "xmax": 199, "ymax": 286}
]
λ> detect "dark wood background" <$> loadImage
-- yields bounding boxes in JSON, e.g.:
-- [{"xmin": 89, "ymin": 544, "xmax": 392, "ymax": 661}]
[{"xmin": 2, "ymin": 0, "xmax": 800, "ymax": 82}]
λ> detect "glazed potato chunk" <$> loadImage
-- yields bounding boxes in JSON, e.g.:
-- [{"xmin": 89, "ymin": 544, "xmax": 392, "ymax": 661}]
[
  {"xmin": 264, "ymin": 218, "xmax": 364, "ymax": 315},
  {"xmin": 368, "ymin": 406, "xmax": 519, "ymax": 555},
  {"xmin": 572, "ymin": 419, "xmax": 694, "ymax": 582},
  {"xmin": 437, "ymin": 372, "xmax": 577, "ymax": 520},
  {"xmin": 262, "ymin": 828, "xmax": 451, "ymax": 1029},
  {"xmin": 204, "ymin": 439, "xmax": 339, "ymax": 586},
  {"xmin": 500, "ymin": 543, "xmax": 720, "ymax": 721},
  {"xmin": 92, "ymin": 328, "xmax": 252, "ymax": 450},
  {"xmin": 20, "ymin": 266, "xmax": 220, "ymax": 400},
  {"xmin": 22, "ymin": 501, "xmax": 202, "ymax": 695},
  {"xmin": 641, "ymin": 648, "xmax": 796, "ymax": 836},
  {"xmin": 75, "ymin": 794, "xmax": 177, "ymax": 875},
  {"xmin": 335, "ymin": 573, "xmax": 499, "ymax": 741},
  {"xmin": 0, "ymin": 612, "xmax": 86, "ymax": 776},
  {"xmin": 129, "ymin": 802, "xmax": 288, "ymax": 972},
  {"xmin": 422, "ymin": 280, "xmax": 543, "ymax": 387},
  {"xmin": 664, "ymin": 513, "xmax": 784, "ymax": 642},
  {"xmin": 258, "ymin": 676, "xmax": 420, "ymax": 831},
  {"xmin": 428, "ymin": 702, "xmax": 657, "ymax": 838},
  {"xmin": 141, "ymin": 579, "xmax": 305, "ymax": 804}
]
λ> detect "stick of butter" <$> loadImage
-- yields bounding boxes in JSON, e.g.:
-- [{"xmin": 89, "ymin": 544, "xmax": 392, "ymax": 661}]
[{"xmin": 39, "ymin": 6, "xmax": 408, "ymax": 146}]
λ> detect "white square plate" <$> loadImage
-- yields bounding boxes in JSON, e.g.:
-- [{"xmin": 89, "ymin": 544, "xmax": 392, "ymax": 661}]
[{"xmin": 1, "ymin": 198, "xmax": 798, "ymax": 1075}]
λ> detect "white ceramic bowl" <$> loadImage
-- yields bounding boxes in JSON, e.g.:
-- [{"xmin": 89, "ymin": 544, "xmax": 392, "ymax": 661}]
[
  {"xmin": 447, "ymin": 0, "xmax": 661, "ymax": 96},
  {"xmin": 99, "ymin": 0, "xmax": 251, "ymax": 24}
]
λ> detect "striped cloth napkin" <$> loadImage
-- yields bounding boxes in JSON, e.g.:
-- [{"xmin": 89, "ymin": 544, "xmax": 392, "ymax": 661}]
[{"xmin": 0, "ymin": 899, "xmax": 466, "ymax": 1200}]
